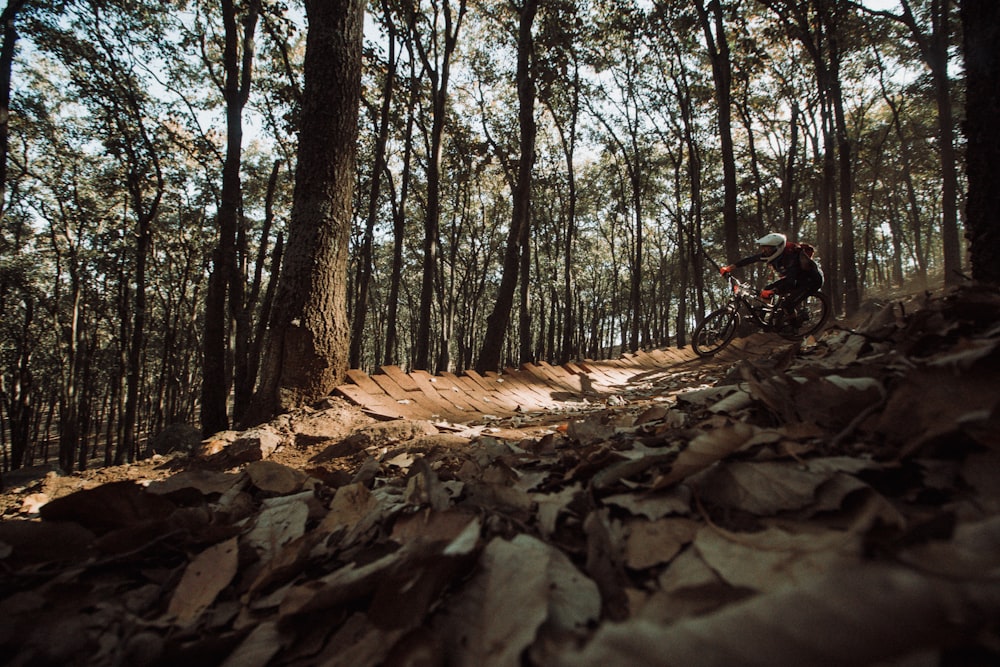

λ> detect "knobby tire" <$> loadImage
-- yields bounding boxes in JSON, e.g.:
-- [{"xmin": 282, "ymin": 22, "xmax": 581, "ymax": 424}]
[
  {"xmin": 692, "ymin": 308, "xmax": 740, "ymax": 357},
  {"xmin": 778, "ymin": 290, "xmax": 830, "ymax": 340}
]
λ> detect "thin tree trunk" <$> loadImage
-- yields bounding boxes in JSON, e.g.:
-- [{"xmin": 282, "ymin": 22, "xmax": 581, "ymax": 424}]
[
  {"xmin": 234, "ymin": 159, "xmax": 281, "ymax": 421},
  {"xmin": 351, "ymin": 3, "xmax": 396, "ymax": 369},
  {"xmin": 695, "ymin": 0, "xmax": 739, "ymax": 263},
  {"xmin": 202, "ymin": 0, "xmax": 261, "ymax": 436},
  {"xmin": 0, "ymin": 0, "xmax": 26, "ymax": 223},
  {"xmin": 477, "ymin": 0, "xmax": 537, "ymax": 373},
  {"xmin": 411, "ymin": 0, "xmax": 466, "ymax": 371}
]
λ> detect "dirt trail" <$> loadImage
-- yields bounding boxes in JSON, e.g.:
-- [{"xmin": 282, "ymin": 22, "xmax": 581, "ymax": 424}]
[{"xmin": 2, "ymin": 285, "xmax": 998, "ymax": 666}]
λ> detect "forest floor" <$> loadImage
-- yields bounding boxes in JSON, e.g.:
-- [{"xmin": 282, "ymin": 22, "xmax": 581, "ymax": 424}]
[{"xmin": 1, "ymin": 283, "xmax": 999, "ymax": 666}]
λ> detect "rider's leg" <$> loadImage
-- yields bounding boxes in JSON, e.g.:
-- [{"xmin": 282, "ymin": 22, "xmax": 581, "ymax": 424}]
[{"xmin": 784, "ymin": 273, "xmax": 823, "ymax": 320}]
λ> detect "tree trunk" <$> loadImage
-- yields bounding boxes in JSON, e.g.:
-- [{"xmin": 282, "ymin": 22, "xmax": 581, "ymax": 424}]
[
  {"xmin": 961, "ymin": 0, "xmax": 1000, "ymax": 283},
  {"xmin": 4, "ymin": 295, "xmax": 32, "ymax": 469},
  {"xmin": 412, "ymin": 0, "xmax": 466, "ymax": 371},
  {"xmin": 234, "ymin": 159, "xmax": 281, "ymax": 421},
  {"xmin": 783, "ymin": 103, "xmax": 800, "ymax": 236},
  {"xmin": 477, "ymin": 0, "xmax": 537, "ymax": 373},
  {"xmin": 696, "ymin": 0, "xmax": 740, "ymax": 263},
  {"xmin": 895, "ymin": 0, "xmax": 961, "ymax": 284},
  {"xmin": 351, "ymin": 3, "xmax": 396, "ymax": 369},
  {"xmin": 118, "ymin": 214, "xmax": 152, "ymax": 464},
  {"xmin": 201, "ymin": 0, "xmax": 261, "ymax": 436},
  {"xmin": 244, "ymin": 0, "xmax": 363, "ymax": 424},
  {"xmin": 383, "ymin": 46, "xmax": 419, "ymax": 368},
  {"xmin": 0, "ymin": 0, "xmax": 25, "ymax": 222}
]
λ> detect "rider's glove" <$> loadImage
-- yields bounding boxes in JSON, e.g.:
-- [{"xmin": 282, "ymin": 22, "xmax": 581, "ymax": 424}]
[
  {"xmin": 759, "ymin": 289, "xmax": 774, "ymax": 299},
  {"xmin": 719, "ymin": 265, "xmax": 733, "ymax": 275}
]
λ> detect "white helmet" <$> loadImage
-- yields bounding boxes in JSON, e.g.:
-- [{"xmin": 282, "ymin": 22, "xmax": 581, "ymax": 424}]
[{"xmin": 756, "ymin": 232, "xmax": 787, "ymax": 262}]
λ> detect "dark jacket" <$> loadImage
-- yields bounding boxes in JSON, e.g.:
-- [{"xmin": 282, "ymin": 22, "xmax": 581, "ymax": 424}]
[{"xmin": 734, "ymin": 244, "xmax": 823, "ymax": 294}]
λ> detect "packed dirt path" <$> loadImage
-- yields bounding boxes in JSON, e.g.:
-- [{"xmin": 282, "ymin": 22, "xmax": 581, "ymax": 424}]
[
  {"xmin": 2, "ymin": 285, "xmax": 999, "ymax": 667},
  {"xmin": 331, "ymin": 333, "xmax": 790, "ymax": 423}
]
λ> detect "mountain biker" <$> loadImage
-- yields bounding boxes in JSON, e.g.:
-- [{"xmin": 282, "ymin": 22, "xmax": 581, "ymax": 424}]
[{"xmin": 720, "ymin": 232, "xmax": 823, "ymax": 330}]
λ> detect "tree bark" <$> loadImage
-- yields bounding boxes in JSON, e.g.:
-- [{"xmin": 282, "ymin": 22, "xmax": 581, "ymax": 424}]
[
  {"xmin": 695, "ymin": 0, "xmax": 740, "ymax": 264},
  {"xmin": 201, "ymin": 0, "xmax": 261, "ymax": 436},
  {"xmin": 477, "ymin": 0, "xmax": 537, "ymax": 373},
  {"xmin": 244, "ymin": 0, "xmax": 363, "ymax": 424},
  {"xmin": 411, "ymin": 0, "xmax": 466, "ymax": 371},
  {"xmin": 961, "ymin": 0, "xmax": 1000, "ymax": 283},
  {"xmin": 896, "ymin": 0, "xmax": 962, "ymax": 284},
  {"xmin": 350, "ymin": 2, "xmax": 396, "ymax": 369},
  {"xmin": 0, "ymin": 0, "xmax": 25, "ymax": 223}
]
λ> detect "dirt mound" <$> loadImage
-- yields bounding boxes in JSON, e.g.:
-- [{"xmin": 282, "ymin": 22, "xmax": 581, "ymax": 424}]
[{"xmin": 1, "ymin": 284, "xmax": 998, "ymax": 666}]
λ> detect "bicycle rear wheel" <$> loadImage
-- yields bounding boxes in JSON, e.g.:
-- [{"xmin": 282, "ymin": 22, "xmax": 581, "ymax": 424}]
[
  {"xmin": 779, "ymin": 291, "xmax": 830, "ymax": 340},
  {"xmin": 692, "ymin": 308, "xmax": 740, "ymax": 356}
]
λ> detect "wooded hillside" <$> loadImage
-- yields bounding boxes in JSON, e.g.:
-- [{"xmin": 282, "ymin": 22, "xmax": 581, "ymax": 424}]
[{"xmin": 0, "ymin": 0, "xmax": 994, "ymax": 473}]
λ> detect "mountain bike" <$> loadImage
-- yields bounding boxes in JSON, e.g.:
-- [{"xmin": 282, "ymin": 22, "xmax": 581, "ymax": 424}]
[{"xmin": 691, "ymin": 272, "xmax": 830, "ymax": 357}]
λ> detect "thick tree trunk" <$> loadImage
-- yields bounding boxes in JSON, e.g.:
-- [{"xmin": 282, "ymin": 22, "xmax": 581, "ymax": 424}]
[
  {"xmin": 244, "ymin": 0, "xmax": 363, "ymax": 424},
  {"xmin": 961, "ymin": 0, "xmax": 1000, "ymax": 283}
]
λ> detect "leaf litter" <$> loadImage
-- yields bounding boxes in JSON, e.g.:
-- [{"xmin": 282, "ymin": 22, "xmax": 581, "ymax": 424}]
[{"xmin": 1, "ymin": 284, "xmax": 1000, "ymax": 666}]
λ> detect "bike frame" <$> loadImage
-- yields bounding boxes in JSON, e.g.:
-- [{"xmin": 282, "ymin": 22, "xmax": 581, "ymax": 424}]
[{"xmin": 719, "ymin": 274, "xmax": 790, "ymax": 333}]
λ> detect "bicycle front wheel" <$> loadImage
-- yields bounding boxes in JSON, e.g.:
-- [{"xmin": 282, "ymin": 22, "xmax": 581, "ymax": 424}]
[{"xmin": 692, "ymin": 308, "xmax": 740, "ymax": 357}]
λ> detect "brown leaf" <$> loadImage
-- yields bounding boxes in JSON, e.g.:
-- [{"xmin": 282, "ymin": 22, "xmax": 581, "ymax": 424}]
[
  {"xmin": 529, "ymin": 484, "xmax": 582, "ymax": 537},
  {"xmin": 602, "ymin": 488, "xmax": 692, "ymax": 520},
  {"xmin": 584, "ymin": 509, "xmax": 630, "ymax": 621},
  {"xmin": 624, "ymin": 517, "xmax": 699, "ymax": 569},
  {"xmin": 558, "ymin": 563, "xmax": 1000, "ymax": 667},
  {"xmin": 244, "ymin": 499, "xmax": 309, "ymax": 564},
  {"xmin": 279, "ymin": 551, "xmax": 403, "ymax": 617},
  {"xmin": 246, "ymin": 461, "xmax": 311, "ymax": 495},
  {"xmin": 391, "ymin": 509, "xmax": 481, "ymax": 546},
  {"xmin": 219, "ymin": 621, "xmax": 285, "ymax": 667},
  {"xmin": 317, "ymin": 614, "xmax": 407, "ymax": 667},
  {"xmin": 437, "ymin": 534, "xmax": 601, "ymax": 666},
  {"xmin": 696, "ymin": 461, "xmax": 845, "ymax": 515},
  {"xmin": 168, "ymin": 537, "xmax": 239, "ymax": 626},
  {"xmin": 146, "ymin": 470, "xmax": 242, "ymax": 498},
  {"xmin": 693, "ymin": 523, "xmax": 861, "ymax": 593},
  {"xmin": 652, "ymin": 423, "xmax": 756, "ymax": 489},
  {"xmin": 872, "ymin": 367, "xmax": 998, "ymax": 456},
  {"xmin": 317, "ymin": 482, "xmax": 382, "ymax": 539}
]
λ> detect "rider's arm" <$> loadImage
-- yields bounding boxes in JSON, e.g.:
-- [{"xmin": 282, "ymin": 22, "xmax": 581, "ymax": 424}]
[{"xmin": 722, "ymin": 254, "xmax": 762, "ymax": 273}]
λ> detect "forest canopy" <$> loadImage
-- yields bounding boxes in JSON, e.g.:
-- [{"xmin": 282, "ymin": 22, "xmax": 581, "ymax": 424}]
[{"xmin": 0, "ymin": 0, "xmax": 981, "ymax": 472}]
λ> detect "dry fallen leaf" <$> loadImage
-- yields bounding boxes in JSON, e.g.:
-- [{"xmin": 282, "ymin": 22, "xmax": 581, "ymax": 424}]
[
  {"xmin": 559, "ymin": 563, "xmax": 1000, "ymax": 667},
  {"xmin": 653, "ymin": 422, "xmax": 756, "ymax": 489},
  {"xmin": 168, "ymin": 536, "xmax": 239, "ymax": 625},
  {"xmin": 437, "ymin": 534, "xmax": 600, "ymax": 667},
  {"xmin": 695, "ymin": 460, "xmax": 840, "ymax": 515},
  {"xmin": 244, "ymin": 498, "xmax": 310, "ymax": 566},
  {"xmin": 624, "ymin": 517, "xmax": 699, "ymax": 569},
  {"xmin": 693, "ymin": 523, "xmax": 861, "ymax": 593}
]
